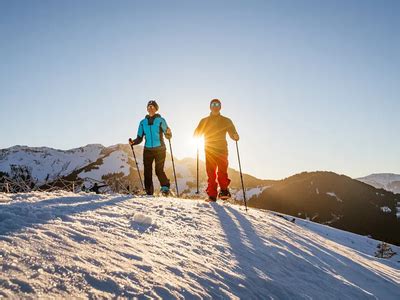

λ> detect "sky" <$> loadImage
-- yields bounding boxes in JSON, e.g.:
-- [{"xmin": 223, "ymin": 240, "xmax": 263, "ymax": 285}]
[{"xmin": 0, "ymin": 0, "xmax": 399, "ymax": 180}]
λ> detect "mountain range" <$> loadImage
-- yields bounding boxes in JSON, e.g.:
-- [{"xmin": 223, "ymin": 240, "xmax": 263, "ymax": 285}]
[
  {"xmin": 357, "ymin": 173, "xmax": 400, "ymax": 194},
  {"xmin": 1, "ymin": 144, "xmax": 399, "ymax": 245}
]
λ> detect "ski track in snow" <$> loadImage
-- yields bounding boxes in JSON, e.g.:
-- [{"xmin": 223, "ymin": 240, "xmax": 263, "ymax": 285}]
[{"xmin": 0, "ymin": 192, "xmax": 399, "ymax": 299}]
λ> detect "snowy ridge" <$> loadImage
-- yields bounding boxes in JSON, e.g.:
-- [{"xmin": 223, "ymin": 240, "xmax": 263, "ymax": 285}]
[
  {"xmin": 78, "ymin": 149, "xmax": 130, "ymax": 182},
  {"xmin": 0, "ymin": 192, "xmax": 399, "ymax": 298},
  {"xmin": 0, "ymin": 144, "xmax": 268, "ymax": 199},
  {"xmin": 0, "ymin": 144, "xmax": 104, "ymax": 184},
  {"xmin": 357, "ymin": 173, "xmax": 400, "ymax": 194}
]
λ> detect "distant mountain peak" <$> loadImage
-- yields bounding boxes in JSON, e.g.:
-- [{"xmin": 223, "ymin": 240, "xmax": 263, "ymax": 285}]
[{"xmin": 357, "ymin": 173, "xmax": 400, "ymax": 194}]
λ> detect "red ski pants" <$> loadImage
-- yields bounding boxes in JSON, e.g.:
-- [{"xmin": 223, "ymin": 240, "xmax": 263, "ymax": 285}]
[{"xmin": 205, "ymin": 151, "xmax": 231, "ymax": 197}]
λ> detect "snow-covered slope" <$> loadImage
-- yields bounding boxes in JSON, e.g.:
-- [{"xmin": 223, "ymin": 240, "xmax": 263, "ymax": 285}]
[
  {"xmin": 0, "ymin": 144, "xmax": 104, "ymax": 184},
  {"xmin": 357, "ymin": 173, "xmax": 400, "ymax": 194},
  {"xmin": 0, "ymin": 192, "xmax": 399, "ymax": 298},
  {"xmin": 0, "ymin": 144, "xmax": 269, "ymax": 198},
  {"xmin": 78, "ymin": 147, "xmax": 130, "ymax": 182}
]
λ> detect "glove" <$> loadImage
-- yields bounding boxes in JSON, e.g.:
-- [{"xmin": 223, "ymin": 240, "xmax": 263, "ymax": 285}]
[
  {"xmin": 232, "ymin": 133, "xmax": 240, "ymax": 141},
  {"xmin": 128, "ymin": 138, "xmax": 134, "ymax": 145},
  {"xmin": 165, "ymin": 128, "xmax": 172, "ymax": 140}
]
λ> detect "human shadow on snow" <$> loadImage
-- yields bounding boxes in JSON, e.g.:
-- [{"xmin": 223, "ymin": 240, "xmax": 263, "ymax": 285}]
[{"xmin": 208, "ymin": 204, "xmax": 394, "ymax": 299}]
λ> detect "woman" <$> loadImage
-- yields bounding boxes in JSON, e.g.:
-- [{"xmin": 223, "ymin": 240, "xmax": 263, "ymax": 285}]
[{"xmin": 129, "ymin": 100, "xmax": 172, "ymax": 196}]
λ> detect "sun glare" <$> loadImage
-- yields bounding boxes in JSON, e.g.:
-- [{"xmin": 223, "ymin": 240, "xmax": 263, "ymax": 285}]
[{"xmin": 193, "ymin": 136, "xmax": 204, "ymax": 149}]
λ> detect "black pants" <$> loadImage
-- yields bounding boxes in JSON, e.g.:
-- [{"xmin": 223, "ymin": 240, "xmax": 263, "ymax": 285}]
[{"xmin": 143, "ymin": 146, "xmax": 170, "ymax": 195}]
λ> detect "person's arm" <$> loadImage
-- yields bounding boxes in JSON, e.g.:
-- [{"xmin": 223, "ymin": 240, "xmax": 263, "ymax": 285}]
[
  {"xmin": 227, "ymin": 119, "xmax": 239, "ymax": 141},
  {"xmin": 160, "ymin": 118, "xmax": 172, "ymax": 139},
  {"xmin": 130, "ymin": 121, "xmax": 145, "ymax": 145},
  {"xmin": 194, "ymin": 118, "xmax": 205, "ymax": 137}
]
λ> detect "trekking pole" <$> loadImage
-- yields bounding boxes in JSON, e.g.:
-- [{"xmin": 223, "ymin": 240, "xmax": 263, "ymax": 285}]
[
  {"xmin": 196, "ymin": 143, "xmax": 199, "ymax": 194},
  {"xmin": 168, "ymin": 139, "xmax": 179, "ymax": 197},
  {"xmin": 129, "ymin": 141, "xmax": 144, "ymax": 191},
  {"xmin": 235, "ymin": 141, "xmax": 248, "ymax": 212}
]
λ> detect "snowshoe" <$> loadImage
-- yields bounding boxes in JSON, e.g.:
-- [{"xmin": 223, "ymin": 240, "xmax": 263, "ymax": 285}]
[
  {"xmin": 160, "ymin": 186, "xmax": 170, "ymax": 197},
  {"xmin": 206, "ymin": 196, "xmax": 217, "ymax": 202},
  {"xmin": 218, "ymin": 189, "xmax": 231, "ymax": 200}
]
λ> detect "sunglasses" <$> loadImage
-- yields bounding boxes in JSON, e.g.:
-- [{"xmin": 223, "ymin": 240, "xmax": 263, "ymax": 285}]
[{"xmin": 210, "ymin": 102, "xmax": 221, "ymax": 107}]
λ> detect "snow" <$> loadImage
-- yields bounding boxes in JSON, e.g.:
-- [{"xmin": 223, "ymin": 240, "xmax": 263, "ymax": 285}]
[
  {"xmin": 0, "ymin": 192, "xmax": 399, "ymax": 298},
  {"xmin": 381, "ymin": 206, "xmax": 392, "ymax": 213},
  {"xmin": 78, "ymin": 150, "xmax": 129, "ymax": 181},
  {"xmin": 235, "ymin": 186, "xmax": 269, "ymax": 201},
  {"xmin": 133, "ymin": 213, "xmax": 153, "ymax": 225},
  {"xmin": 0, "ymin": 144, "xmax": 104, "ymax": 184},
  {"xmin": 326, "ymin": 191, "xmax": 343, "ymax": 202},
  {"xmin": 358, "ymin": 173, "xmax": 400, "ymax": 187},
  {"xmin": 0, "ymin": 144, "xmax": 266, "ymax": 199},
  {"xmin": 358, "ymin": 173, "xmax": 400, "ymax": 194},
  {"xmin": 164, "ymin": 157, "xmax": 197, "ymax": 194}
]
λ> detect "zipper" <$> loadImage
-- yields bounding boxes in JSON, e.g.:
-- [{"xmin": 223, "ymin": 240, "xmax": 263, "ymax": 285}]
[{"xmin": 149, "ymin": 123, "xmax": 153, "ymax": 147}]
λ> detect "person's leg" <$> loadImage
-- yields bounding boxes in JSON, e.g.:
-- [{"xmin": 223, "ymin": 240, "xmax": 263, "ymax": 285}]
[
  {"xmin": 217, "ymin": 152, "xmax": 231, "ymax": 191},
  {"xmin": 143, "ymin": 149, "xmax": 155, "ymax": 195},
  {"xmin": 205, "ymin": 151, "xmax": 218, "ymax": 198},
  {"xmin": 155, "ymin": 147, "xmax": 170, "ymax": 188}
]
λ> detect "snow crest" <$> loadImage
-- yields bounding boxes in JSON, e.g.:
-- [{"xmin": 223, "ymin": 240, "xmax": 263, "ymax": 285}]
[{"xmin": 0, "ymin": 192, "xmax": 399, "ymax": 298}]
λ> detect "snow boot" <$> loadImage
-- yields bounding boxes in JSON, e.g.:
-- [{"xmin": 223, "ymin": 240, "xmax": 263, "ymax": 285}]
[
  {"xmin": 206, "ymin": 196, "xmax": 217, "ymax": 202},
  {"xmin": 218, "ymin": 189, "xmax": 231, "ymax": 200},
  {"xmin": 160, "ymin": 186, "xmax": 170, "ymax": 196}
]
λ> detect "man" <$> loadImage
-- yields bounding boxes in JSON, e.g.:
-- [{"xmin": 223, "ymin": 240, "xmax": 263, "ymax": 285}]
[
  {"xmin": 129, "ymin": 100, "xmax": 172, "ymax": 196},
  {"xmin": 194, "ymin": 99, "xmax": 239, "ymax": 202}
]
